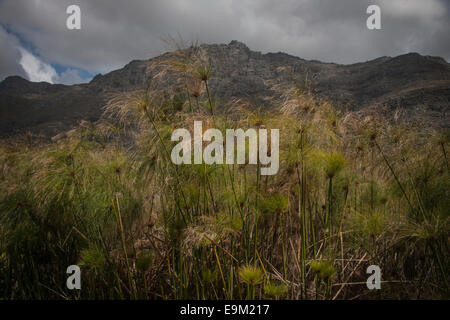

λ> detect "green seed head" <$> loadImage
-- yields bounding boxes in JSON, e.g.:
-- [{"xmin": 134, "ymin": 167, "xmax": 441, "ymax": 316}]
[
  {"xmin": 264, "ymin": 282, "xmax": 288, "ymax": 297},
  {"xmin": 239, "ymin": 265, "xmax": 264, "ymax": 285},
  {"xmin": 310, "ymin": 260, "xmax": 336, "ymax": 280},
  {"xmin": 201, "ymin": 269, "xmax": 218, "ymax": 283}
]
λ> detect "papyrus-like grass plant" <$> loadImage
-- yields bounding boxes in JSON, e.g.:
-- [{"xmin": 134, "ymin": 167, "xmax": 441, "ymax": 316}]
[{"xmin": 0, "ymin": 43, "xmax": 448, "ymax": 300}]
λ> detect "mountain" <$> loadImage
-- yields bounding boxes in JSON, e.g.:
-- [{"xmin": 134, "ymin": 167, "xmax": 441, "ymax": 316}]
[{"xmin": 1, "ymin": 40, "xmax": 449, "ymax": 137}]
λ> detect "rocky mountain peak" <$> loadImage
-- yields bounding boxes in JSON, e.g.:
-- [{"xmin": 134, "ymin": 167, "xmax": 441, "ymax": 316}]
[
  {"xmin": 228, "ymin": 40, "xmax": 251, "ymax": 50},
  {"xmin": 0, "ymin": 42, "xmax": 449, "ymax": 137}
]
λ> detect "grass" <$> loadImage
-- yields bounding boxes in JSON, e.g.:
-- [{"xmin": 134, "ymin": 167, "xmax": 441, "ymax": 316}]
[{"xmin": 0, "ymin": 44, "xmax": 448, "ymax": 300}]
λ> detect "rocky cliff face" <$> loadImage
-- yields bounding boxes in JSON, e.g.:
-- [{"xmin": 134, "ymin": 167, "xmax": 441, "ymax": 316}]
[{"xmin": 1, "ymin": 41, "xmax": 449, "ymax": 137}]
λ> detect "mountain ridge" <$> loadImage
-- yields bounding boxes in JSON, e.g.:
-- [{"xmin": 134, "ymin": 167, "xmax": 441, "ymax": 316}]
[{"xmin": 1, "ymin": 41, "xmax": 449, "ymax": 137}]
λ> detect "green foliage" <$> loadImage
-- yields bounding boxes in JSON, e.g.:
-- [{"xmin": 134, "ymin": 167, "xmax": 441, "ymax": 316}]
[
  {"xmin": 79, "ymin": 246, "xmax": 106, "ymax": 270},
  {"xmin": 264, "ymin": 282, "xmax": 289, "ymax": 298},
  {"xmin": 0, "ymin": 46, "xmax": 448, "ymax": 300},
  {"xmin": 311, "ymin": 151, "xmax": 346, "ymax": 179},
  {"xmin": 136, "ymin": 254, "xmax": 153, "ymax": 272},
  {"xmin": 201, "ymin": 269, "xmax": 218, "ymax": 283},
  {"xmin": 258, "ymin": 193, "xmax": 288, "ymax": 214},
  {"xmin": 239, "ymin": 265, "xmax": 264, "ymax": 285},
  {"xmin": 350, "ymin": 210, "xmax": 388, "ymax": 237},
  {"xmin": 310, "ymin": 261, "xmax": 336, "ymax": 280}
]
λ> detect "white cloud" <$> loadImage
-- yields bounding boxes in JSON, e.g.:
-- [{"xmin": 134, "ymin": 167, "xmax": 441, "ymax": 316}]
[
  {"xmin": 18, "ymin": 47, "xmax": 57, "ymax": 83},
  {"xmin": 14, "ymin": 47, "xmax": 89, "ymax": 84},
  {"xmin": 1, "ymin": 23, "xmax": 90, "ymax": 84}
]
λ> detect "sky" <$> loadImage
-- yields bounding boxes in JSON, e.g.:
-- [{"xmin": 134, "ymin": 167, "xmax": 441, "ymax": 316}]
[{"xmin": 0, "ymin": 0, "xmax": 449, "ymax": 85}]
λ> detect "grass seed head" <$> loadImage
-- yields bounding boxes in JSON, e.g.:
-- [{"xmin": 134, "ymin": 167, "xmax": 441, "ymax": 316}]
[{"xmin": 239, "ymin": 265, "xmax": 264, "ymax": 285}]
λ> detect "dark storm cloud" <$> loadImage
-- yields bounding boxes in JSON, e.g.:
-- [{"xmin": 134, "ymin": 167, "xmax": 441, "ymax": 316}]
[{"xmin": 0, "ymin": 0, "xmax": 449, "ymax": 83}]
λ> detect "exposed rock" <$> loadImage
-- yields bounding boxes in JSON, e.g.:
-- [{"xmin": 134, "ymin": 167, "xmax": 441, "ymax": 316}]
[{"xmin": 0, "ymin": 41, "xmax": 449, "ymax": 137}]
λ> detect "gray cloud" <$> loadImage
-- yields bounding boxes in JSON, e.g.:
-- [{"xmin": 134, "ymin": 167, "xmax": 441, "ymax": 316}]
[
  {"xmin": 0, "ymin": 25, "xmax": 27, "ymax": 79},
  {"xmin": 0, "ymin": 0, "xmax": 449, "ymax": 83},
  {"xmin": 57, "ymin": 68, "xmax": 86, "ymax": 85}
]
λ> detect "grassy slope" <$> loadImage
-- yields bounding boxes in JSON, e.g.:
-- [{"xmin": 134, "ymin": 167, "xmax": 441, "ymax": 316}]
[{"xmin": 0, "ymin": 46, "xmax": 448, "ymax": 300}]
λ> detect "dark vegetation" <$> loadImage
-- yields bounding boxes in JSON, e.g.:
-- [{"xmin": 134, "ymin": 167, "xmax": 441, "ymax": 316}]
[{"xmin": 0, "ymin": 44, "xmax": 449, "ymax": 299}]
